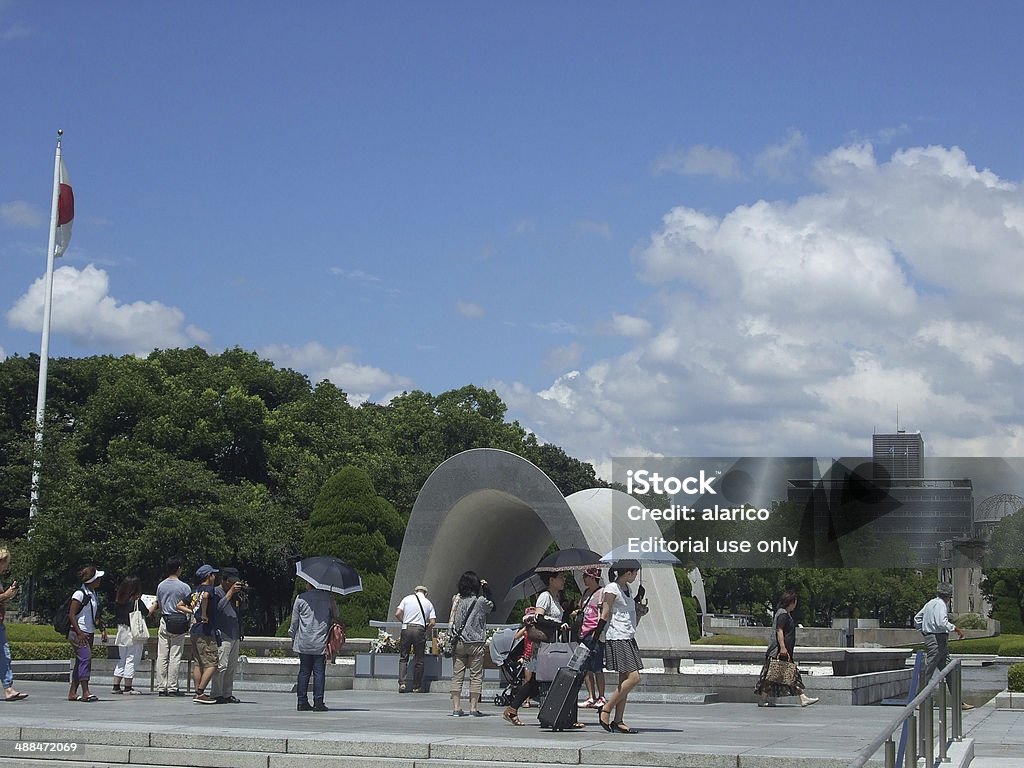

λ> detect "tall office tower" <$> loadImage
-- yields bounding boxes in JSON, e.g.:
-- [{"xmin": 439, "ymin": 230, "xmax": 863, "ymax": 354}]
[{"xmin": 872, "ymin": 430, "xmax": 925, "ymax": 479}]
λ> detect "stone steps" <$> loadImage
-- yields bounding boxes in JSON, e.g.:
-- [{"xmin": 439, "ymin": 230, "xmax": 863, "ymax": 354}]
[{"xmin": 0, "ymin": 730, "xmax": 887, "ymax": 768}]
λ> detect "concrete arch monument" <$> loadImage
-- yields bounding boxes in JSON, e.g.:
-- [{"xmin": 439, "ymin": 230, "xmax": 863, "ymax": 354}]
[{"xmin": 390, "ymin": 448, "xmax": 689, "ymax": 650}]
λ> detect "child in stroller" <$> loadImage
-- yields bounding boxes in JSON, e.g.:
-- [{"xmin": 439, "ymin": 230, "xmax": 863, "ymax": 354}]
[{"xmin": 488, "ymin": 612, "xmax": 532, "ymax": 707}]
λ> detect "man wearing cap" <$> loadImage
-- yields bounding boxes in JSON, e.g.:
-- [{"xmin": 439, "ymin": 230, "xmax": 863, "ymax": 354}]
[
  {"xmin": 211, "ymin": 567, "xmax": 245, "ymax": 704},
  {"xmin": 190, "ymin": 565, "xmax": 220, "ymax": 704},
  {"xmin": 394, "ymin": 585, "xmax": 436, "ymax": 693},
  {"xmin": 914, "ymin": 582, "xmax": 971, "ymax": 710}
]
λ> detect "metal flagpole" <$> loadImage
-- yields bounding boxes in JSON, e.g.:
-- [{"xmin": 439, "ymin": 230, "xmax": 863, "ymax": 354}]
[{"xmin": 29, "ymin": 130, "xmax": 65, "ymax": 520}]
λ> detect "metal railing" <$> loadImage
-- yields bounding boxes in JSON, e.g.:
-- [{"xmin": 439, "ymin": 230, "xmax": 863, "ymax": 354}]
[{"xmin": 848, "ymin": 658, "xmax": 963, "ymax": 768}]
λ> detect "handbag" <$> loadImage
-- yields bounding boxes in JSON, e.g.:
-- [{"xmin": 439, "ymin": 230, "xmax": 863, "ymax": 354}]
[
  {"xmin": 443, "ymin": 597, "xmax": 477, "ymax": 658},
  {"xmin": 163, "ymin": 612, "xmax": 190, "ymax": 635},
  {"xmin": 129, "ymin": 607, "xmax": 150, "ymax": 642},
  {"xmin": 765, "ymin": 656, "xmax": 798, "ymax": 686}
]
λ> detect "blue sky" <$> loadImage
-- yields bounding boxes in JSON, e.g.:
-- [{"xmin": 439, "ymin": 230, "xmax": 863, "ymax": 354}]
[{"xmin": 3, "ymin": 2, "xmax": 1024, "ymax": 476}]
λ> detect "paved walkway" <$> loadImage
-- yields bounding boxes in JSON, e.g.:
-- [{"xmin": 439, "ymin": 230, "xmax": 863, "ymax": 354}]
[{"xmin": 1, "ymin": 682, "xmax": 1015, "ymax": 767}]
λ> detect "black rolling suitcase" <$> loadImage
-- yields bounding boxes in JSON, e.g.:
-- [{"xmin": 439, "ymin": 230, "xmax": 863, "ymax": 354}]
[{"xmin": 537, "ymin": 666, "xmax": 585, "ymax": 731}]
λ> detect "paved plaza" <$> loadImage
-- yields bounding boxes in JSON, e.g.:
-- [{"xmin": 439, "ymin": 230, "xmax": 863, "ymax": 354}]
[{"xmin": 0, "ymin": 681, "xmax": 1019, "ymax": 767}]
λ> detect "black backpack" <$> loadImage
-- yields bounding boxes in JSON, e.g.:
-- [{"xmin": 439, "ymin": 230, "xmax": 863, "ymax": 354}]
[{"xmin": 52, "ymin": 587, "xmax": 91, "ymax": 636}]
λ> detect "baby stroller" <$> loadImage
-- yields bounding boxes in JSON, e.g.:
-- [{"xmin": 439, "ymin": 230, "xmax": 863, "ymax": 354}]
[{"xmin": 489, "ymin": 628, "xmax": 526, "ymax": 706}]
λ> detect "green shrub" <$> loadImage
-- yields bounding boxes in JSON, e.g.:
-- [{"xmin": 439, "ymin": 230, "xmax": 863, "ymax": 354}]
[
  {"xmin": 997, "ymin": 638, "xmax": 1024, "ymax": 657},
  {"xmin": 948, "ymin": 636, "xmax": 1004, "ymax": 654},
  {"xmin": 952, "ymin": 613, "xmax": 988, "ymax": 630},
  {"xmin": 10, "ymin": 641, "xmax": 76, "ymax": 660},
  {"xmin": 1008, "ymin": 663, "xmax": 1024, "ymax": 693},
  {"xmin": 4, "ymin": 623, "xmax": 68, "ymax": 643},
  {"xmin": 695, "ymin": 634, "xmax": 768, "ymax": 646}
]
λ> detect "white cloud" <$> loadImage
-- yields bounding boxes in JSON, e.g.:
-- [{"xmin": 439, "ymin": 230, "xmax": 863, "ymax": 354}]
[
  {"xmin": 607, "ymin": 313, "xmax": 651, "ymax": 338},
  {"xmin": 330, "ymin": 268, "xmax": 380, "ymax": 282},
  {"xmin": 498, "ymin": 142, "xmax": 1024, "ymax": 475},
  {"xmin": 544, "ymin": 342, "xmax": 583, "ymax": 373},
  {"xmin": 455, "ymin": 301, "xmax": 485, "ymax": 318},
  {"xmin": 0, "ymin": 201, "xmax": 43, "ymax": 228},
  {"xmin": 6, "ymin": 265, "xmax": 208, "ymax": 354},
  {"xmin": 574, "ymin": 219, "xmax": 612, "ymax": 239},
  {"xmin": 259, "ymin": 341, "xmax": 412, "ymax": 405},
  {"xmin": 754, "ymin": 129, "xmax": 808, "ymax": 181},
  {"xmin": 652, "ymin": 144, "xmax": 741, "ymax": 180}
]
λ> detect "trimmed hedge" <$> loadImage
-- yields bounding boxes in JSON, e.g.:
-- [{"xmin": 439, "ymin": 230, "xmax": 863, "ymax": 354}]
[
  {"xmin": 11, "ymin": 641, "xmax": 76, "ymax": 660},
  {"xmin": 695, "ymin": 634, "xmax": 768, "ymax": 646},
  {"xmin": 1009, "ymin": 663, "xmax": 1024, "ymax": 693},
  {"xmin": 4, "ymin": 623, "xmax": 68, "ymax": 643}
]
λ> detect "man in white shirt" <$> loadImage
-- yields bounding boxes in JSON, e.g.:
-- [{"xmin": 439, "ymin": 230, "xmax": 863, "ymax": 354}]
[
  {"xmin": 913, "ymin": 582, "xmax": 971, "ymax": 710},
  {"xmin": 394, "ymin": 585, "xmax": 436, "ymax": 693}
]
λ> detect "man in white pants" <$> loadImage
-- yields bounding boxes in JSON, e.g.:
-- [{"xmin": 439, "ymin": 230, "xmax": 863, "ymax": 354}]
[
  {"xmin": 155, "ymin": 557, "xmax": 192, "ymax": 696},
  {"xmin": 211, "ymin": 568, "xmax": 245, "ymax": 704}
]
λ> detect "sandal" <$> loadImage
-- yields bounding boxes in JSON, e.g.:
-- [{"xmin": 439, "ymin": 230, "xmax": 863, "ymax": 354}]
[
  {"xmin": 503, "ymin": 707, "xmax": 524, "ymax": 726},
  {"xmin": 571, "ymin": 722, "xmax": 587, "ymax": 729},
  {"xmin": 598, "ymin": 707, "xmax": 612, "ymax": 732},
  {"xmin": 4, "ymin": 692, "xmax": 29, "ymax": 701},
  {"xmin": 82, "ymin": 694, "xmax": 99, "ymax": 702},
  {"xmin": 612, "ymin": 721, "xmax": 638, "ymax": 734}
]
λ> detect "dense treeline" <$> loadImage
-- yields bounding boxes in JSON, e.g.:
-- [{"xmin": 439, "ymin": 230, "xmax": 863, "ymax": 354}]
[
  {"xmin": 0, "ymin": 348, "xmax": 604, "ymax": 633},
  {"xmin": 2, "ymin": 348, "xmax": 1015, "ymax": 638}
]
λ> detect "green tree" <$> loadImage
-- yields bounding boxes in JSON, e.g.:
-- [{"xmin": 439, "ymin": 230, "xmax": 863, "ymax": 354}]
[{"xmin": 304, "ymin": 466, "xmax": 404, "ymax": 629}]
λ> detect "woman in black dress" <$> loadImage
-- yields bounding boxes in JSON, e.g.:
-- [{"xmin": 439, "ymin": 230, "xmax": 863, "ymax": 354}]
[{"xmin": 754, "ymin": 589, "xmax": 818, "ymax": 707}]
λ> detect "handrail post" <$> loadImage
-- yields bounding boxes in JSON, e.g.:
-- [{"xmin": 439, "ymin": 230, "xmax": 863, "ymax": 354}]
[
  {"xmin": 907, "ymin": 713, "xmax": 918, "ymax": 768},
  {"xmin": 952, "ymin": 664, "xmax": 963, "ymax": 741},
  {"xmin": 923, "ymin": 694, "xmax": 935, "ymax": 768},
  {"xmin": 884, "ymin": 737, "xmax": 895, "ymax": 768},
  {"xmin": 938, "ymin": 678, "xmax": 948, "ymax": 762}
]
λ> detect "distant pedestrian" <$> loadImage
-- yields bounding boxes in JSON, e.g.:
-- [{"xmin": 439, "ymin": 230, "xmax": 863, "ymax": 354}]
[
  {"xmin": 288, "ymin": 579, "xmax": 338, "ymax": 712},
  {"xmin": 0, "ymin": 547, "xmax": 28, "ymax": 701},
  {"xmin": 448, "ymin": 571, "xmax": 493, "ymax": 717},
  {"xmin": 395, "ymin": 585, "xmax": 436, "ymax": 693},
  {"xmin": 112, "ymin": 576, "xmax": 152, "ymax": 695},
  {"xmin": 155, "ymin": 557, "xmax": 192, "ymax": 697},
  {"xmin": 596, "ymin": 560, "xmax": 646, "ymax": 733},
  {"xmin": 67, "ymin": 565, "xmax": 106, "ymax": 702},
  {"xmin": 914, "ymin": 582, "xmax": 971, "ymax": 710},
  {"xmin": 754, "ymin": 588, "xmax": 818, "ymax": 708}
]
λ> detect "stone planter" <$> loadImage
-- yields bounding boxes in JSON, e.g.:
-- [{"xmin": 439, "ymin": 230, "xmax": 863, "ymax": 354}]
[{"xmin": 355, "ymin": 652, "xmax": 446, "ymax": 682}]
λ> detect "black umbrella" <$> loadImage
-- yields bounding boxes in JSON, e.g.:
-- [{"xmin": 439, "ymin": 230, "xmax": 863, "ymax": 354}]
[
  {"xmin": 296, "ymin": 556, "xmax": 363, "ymax": 595},
  {"xmin": 504, "ymin": 568, "xmax": 547, "ymax": 602},
  {"xmin": 533, "ymin": 547, "xmax": 603, "ymax": 572}
]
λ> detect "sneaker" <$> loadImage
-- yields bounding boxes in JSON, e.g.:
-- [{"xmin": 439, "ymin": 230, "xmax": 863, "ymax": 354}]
[
  {"xmin": 961, "ymin": 702, "xmax": 975, "ymax": 711},
  {"xmin": 450, "ymin": 709, "xmax": 466, "ymax": 717},
  {"xmin": 313, "ymin": 703, "xmax": 329, "ymax": 712},
  {"xmin": 157, "ymin": 690, "xmax": 169, "ymax": 697},
  {"xmin": 594, "ymin": 696, "xmax": 607, "ymax": 708},
  {"xmin": 193, "ymin": 693, "xmax": 216, "ymax": 705},
  {"xmin": 111, "ymin": 688, "xmax": 123, "ymax": 695},
  {"xmin": 800, "ymin": 696, "xmax": 819, "ymax": 707},
  {"xmin": 469, "ymin": 710, "xmax": 486, "ymax": 717},
  {"xmin": 581, "ymin": 697, "xmax": 595, "ymax": 708},
  {"xmin": 297, "ymin": 701, "xmax": 312, "ymax": 711},
  {"xmin": 399, "ymin": 683, "xmax": 407, "ymax": 694},
  {"xmin": 126, "ymin": 689, "xmax": 142, "ymax": 696}
]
